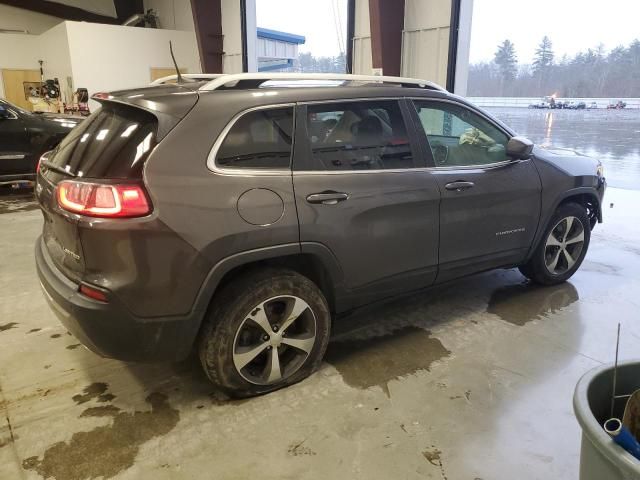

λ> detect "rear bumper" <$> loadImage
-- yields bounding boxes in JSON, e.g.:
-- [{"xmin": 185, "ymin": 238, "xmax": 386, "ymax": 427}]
[{"xmin": 35, "ymin": 236, "xmax": 202, "ymax": 362}]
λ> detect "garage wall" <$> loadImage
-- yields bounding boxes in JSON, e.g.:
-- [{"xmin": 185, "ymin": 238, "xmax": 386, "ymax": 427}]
[
  {"xmin": 0, "ymin": 5, "xmax": 61, "ymax": 34},
  {"xmin": 0, "ymin": 23, "xmax": 72, "ymax": 102},
  {"xmin": 65, "ymin": 21, "xmax": 201, "ymax": 109},
  {"xmin": 352, "ymin": 0, "xmax": 372, "ymax": 75},
  {"xmin": 38, "ymin": 23, "xmax": 74, "ymax": 101},
  {"xmin": 401, "ymin": 0, "xmax": 451, "ymax": 87},
  {"xmin": 143, "ymin": 0, "xmax": 196, "ymax": 31}
]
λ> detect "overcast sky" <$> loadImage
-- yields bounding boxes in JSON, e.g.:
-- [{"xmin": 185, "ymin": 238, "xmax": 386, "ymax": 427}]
[
  {"xmin": 256, "ymin": 0, "xmax": 348, "ymax": 57},
  {"xmin": 257, "ymin": 0, "xmax": 639, "ymax": 63},
  {"xmin": 470, "ymin": 0, "xmax": 640, "ymax": 64}
]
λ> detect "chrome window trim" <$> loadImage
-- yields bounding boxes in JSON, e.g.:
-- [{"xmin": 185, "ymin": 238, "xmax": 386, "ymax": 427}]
[
  {"xmin": 206, "ymin": 95, "xmax": 522, "ymax": 176},
  {"xmin": 1, "ymin": 109, "xmax": 18, "ymax": 120},
  {"xmin": 292, "ymin": 160, "xmax": 524, "ymax": 175},
  {"xmin": 206, "ymin": 103, "xmax": 296, "ymax": 176}
]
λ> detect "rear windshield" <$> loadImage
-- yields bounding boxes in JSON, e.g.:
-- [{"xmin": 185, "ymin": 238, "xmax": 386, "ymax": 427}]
[{"xmin": 48, "ymin": 103, "xmax": 158, "ymax": 178}]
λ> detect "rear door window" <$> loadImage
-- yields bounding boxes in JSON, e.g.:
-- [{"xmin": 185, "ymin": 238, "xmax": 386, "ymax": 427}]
[
  {"xmin": 47, "ymin": 103, "xmax": 158, "ymax": 178},
  {"xmin": 305, "ymin": 100, "xmax": 416, "ymax": 171},
  {"xmin": 215, "ymin": 107, "xmax": 294, "ymax": 169}
]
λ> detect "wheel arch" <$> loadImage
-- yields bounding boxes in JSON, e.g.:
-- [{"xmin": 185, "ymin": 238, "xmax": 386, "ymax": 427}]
[
  {"xmin": 525, "ymin": 187, "xmax": 601, "ymax": 263},
  {"xmin": 192, "ymin": 243, "xmax": 344, "ymax": 322}
]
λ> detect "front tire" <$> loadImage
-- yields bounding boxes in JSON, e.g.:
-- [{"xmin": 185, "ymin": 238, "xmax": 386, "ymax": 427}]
[
  {"xmin": 199, "ymin": 268, "xmax": 331, "ymax": 398},
  {"xmin": 519, "ymin": 203, "xmax": 591, "ymax": 285}
]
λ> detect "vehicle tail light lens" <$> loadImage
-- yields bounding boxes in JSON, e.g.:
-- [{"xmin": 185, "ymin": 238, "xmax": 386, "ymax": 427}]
[
  {"xmin": 56, "ymin": 180, "xmax": 151, "ymax": 218},
  {"xmin": 79, "ymin": 284, "xmax": 108, "ymax": 302}
]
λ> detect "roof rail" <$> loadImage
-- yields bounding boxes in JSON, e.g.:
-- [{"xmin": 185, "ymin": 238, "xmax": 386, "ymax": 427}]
[
  {"xmin": 197, "ymin": 73, "xmax": 446, "ymax": 92},
  {"xmin": 150, "ymin": 73, "xmax": 225, "ymax": 85}
]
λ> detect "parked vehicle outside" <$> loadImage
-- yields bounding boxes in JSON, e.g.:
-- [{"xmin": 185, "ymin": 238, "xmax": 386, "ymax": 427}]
[
  {"xmin": 34, "ymin": 74, "xmax": 606, "ymax": 397},
  {"xmin": 608, "ymin": 101, "xmax": 627, "ymax": 109},
  {"xmin": 0, "ymin": 99, "xmax": 83, "ymax": 187},
  {"xmin": 529, "ymin": 101, "xmax": 549, "ymax": 109}
]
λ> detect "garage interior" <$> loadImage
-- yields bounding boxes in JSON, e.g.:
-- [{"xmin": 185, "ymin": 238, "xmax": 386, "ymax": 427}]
[{"xmin": 1, "ymin": 1, "xmax": 639, "ymax": 479}]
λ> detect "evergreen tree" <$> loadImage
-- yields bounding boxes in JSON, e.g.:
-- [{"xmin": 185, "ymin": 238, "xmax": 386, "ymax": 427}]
[
  {"xmin": 494, "ymin": 40, "xmax": 518, "ymax": 81},
  {"xmin": 533, "ymin": 36, "xmax": 555, "ymax": 75}
]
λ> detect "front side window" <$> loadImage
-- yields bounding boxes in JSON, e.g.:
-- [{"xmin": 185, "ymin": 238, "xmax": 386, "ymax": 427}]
[
  {"xmin": 413, "ymin": 101, "xmax": 510, "ymax": 167},
  {"xmin": 306, "ymin": 100, "xmax": 415, "ymax": 171},
  {"xmin": 216, "ymin": 107, "xmax": 294, "ymax": 169}
]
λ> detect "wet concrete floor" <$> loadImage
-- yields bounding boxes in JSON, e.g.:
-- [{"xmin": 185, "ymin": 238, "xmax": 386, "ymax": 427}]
[
  {"xmin": 488, "ymin": 107, "xmax": 640, "ymax": 190},
  {"xmin": 1, "ymin": 186, "xmax": 639, "ymax": 479}
]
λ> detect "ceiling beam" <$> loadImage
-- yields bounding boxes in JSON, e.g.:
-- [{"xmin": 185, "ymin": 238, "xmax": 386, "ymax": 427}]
[
  {"xmin": 0, "ymin": 0, "xmax": 120, "ymax": 24},
  {"xmin": 190, "ymin": 0, "xmax": 224, "ymax": 73},
  {"xmin": 368, "ymin": 0, "xmax": 405, "ymax": 76}
]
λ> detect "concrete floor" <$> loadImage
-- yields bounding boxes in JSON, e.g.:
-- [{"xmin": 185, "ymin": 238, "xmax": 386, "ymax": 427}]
[{"xmin": 1, "ymin": 187, "xmax": 639, "ymax": 480}]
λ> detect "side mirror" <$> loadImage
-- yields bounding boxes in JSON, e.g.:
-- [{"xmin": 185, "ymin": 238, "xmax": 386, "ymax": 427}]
[{"xmin": 506, "ymin": 136, "xmax": 534, "ymax": 160}]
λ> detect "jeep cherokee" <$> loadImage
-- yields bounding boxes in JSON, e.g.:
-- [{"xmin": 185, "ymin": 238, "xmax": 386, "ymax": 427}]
[{"xmin": 35, "ymin": 73, "xmax": 606, "ymax": 397}]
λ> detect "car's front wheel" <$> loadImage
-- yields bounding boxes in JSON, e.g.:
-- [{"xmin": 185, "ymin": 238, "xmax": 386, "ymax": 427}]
[
  {"xmin": 199, "ymin": 268, "xmax": 331, "ymax": 397},
  {"xmin": 519, "ymin": 202, "xmax": 591, "ymax": 285}
]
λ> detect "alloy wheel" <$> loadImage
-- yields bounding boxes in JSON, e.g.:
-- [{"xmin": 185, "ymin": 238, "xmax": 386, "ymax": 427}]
[
  {"xmin": 232, "ymin": 295, "xmax": 317, "ymax": 385},
  {"xmin": 544, "ymin": 216, "xmax": 585, "ymax": 275}
]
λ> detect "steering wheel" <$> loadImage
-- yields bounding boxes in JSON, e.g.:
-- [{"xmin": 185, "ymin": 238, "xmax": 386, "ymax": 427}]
[{"xmin": 432, "ymin": 144, "xmax": 449, "ymax": 166}]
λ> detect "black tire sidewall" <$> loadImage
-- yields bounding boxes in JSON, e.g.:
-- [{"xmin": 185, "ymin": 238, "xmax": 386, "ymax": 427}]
[
  {"xmin": 199, "ymin": 269, "xmax": 330, "ymax": 397},
  {"xmin": 527, "ymin": 203, "xmax": 591, "ymax": 284}
]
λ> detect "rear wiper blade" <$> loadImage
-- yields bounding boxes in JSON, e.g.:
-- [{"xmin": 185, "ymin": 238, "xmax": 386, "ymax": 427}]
[{"xmin": 41, "ymin": 160, "xmax": 76, "ymax": 177}]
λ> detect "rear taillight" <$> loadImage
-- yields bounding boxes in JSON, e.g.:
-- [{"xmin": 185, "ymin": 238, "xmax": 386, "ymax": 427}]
[{"xmin": 56, "ymin": 180, "xmax": 151, "ymax": 218}]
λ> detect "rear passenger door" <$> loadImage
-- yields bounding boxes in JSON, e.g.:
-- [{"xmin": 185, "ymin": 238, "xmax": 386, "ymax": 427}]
[
  {"xmin": 292, "ymin": 99, "xmax": 440, "ymax": 310},
  {"xmin": 410, "ymin": 99, "xmax": 541, "ymax": 282}
]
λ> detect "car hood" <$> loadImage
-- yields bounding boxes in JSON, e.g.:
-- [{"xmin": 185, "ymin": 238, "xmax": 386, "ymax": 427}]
[{"xmin": 532, "ymin": 145, "xmax": 601, "ymax": 177}]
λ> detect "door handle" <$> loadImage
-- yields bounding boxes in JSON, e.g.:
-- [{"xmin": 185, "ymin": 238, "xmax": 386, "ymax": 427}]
[
  {"xmin": 445, "ymin": 181, "xmax": 475, "ymax": 192},
  {"xmin": 306, "ymin": 192, "xmax": 349, "ymax": 205}
]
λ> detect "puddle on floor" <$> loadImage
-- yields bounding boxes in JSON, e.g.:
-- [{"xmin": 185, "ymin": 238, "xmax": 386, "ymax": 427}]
[
  {"xmin": 0, "ymin": 194, "xmax": 39, "ymax": 215},
  {"xmin": 22, "ymin": 391, "xmax": 180, "ymax": 480},
  {"xmin": 325, "ymin": 326, "xmax": 451, "ymax": 396},
  {"xmin": 487, "ymin": 281, "xmax": 579, "ymax": 326},
  {"xmin": 72, "ymin": 383, "xmax": 115, "ymax": 405}
]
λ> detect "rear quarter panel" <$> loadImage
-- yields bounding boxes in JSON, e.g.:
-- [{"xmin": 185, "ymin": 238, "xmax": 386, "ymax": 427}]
[{"xmin": 142, "ymin": 92, "xmax": 301, "ymax": 304}]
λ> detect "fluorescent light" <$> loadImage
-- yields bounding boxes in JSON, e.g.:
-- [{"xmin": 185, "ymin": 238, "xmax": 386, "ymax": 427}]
[
  {"xmin": 121, "ymin": 124, "xmax": 138, "ymax": 138},
  {"xmin": 132, "ymin": 132, "xmax": 153, "ymax": 164},
  {"xmin": 96, "ymin": 129, "xmax": 109, "ymax": 141}
]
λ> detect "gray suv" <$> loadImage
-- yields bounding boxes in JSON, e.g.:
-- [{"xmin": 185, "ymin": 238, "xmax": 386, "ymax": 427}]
[{"xmin": 35, "ymin": 74, "xmax": 606, "ymax": 397}]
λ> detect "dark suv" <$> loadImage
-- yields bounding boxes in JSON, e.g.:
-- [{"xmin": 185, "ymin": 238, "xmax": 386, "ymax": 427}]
[
  {"xmin": 35, "ymin": 74, "xmax": 606, "ymax": 397},
  {"xmin": 0, "ymin": 99, "xmax": 83, "ymax": 186}
]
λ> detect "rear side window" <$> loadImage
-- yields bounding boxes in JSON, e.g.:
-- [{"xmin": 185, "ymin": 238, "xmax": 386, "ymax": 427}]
[
  {"xmin": 305, "ymin": 100, "xmax": 415, "ymax": 171},
  {"xmin": 48, "ymin": 103, "xmax": 157, "ymax": 178},
  {"xmin": 215, "ymin": 107, "xmax": 294, "ymax": 169}
]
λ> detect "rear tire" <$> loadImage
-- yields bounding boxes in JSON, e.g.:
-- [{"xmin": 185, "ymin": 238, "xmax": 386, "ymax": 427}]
[
  {"xmin": 519, "ymin": 203, "xmax": 591, "ymax": 285},
  {"xmin": 198, "ymin": 268, "xmax": 331, "ymax": 398}
]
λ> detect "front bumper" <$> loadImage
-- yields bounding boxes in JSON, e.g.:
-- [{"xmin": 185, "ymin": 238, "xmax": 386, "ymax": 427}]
[{"xmin": 35, "ymin": 236, "xmax": 201, "ymax": 362}]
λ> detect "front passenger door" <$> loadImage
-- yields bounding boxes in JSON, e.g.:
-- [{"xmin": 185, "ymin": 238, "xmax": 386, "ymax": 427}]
[{"xmin": 411, "ymin": 100, "xmax": 542, "ymax": 282}]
